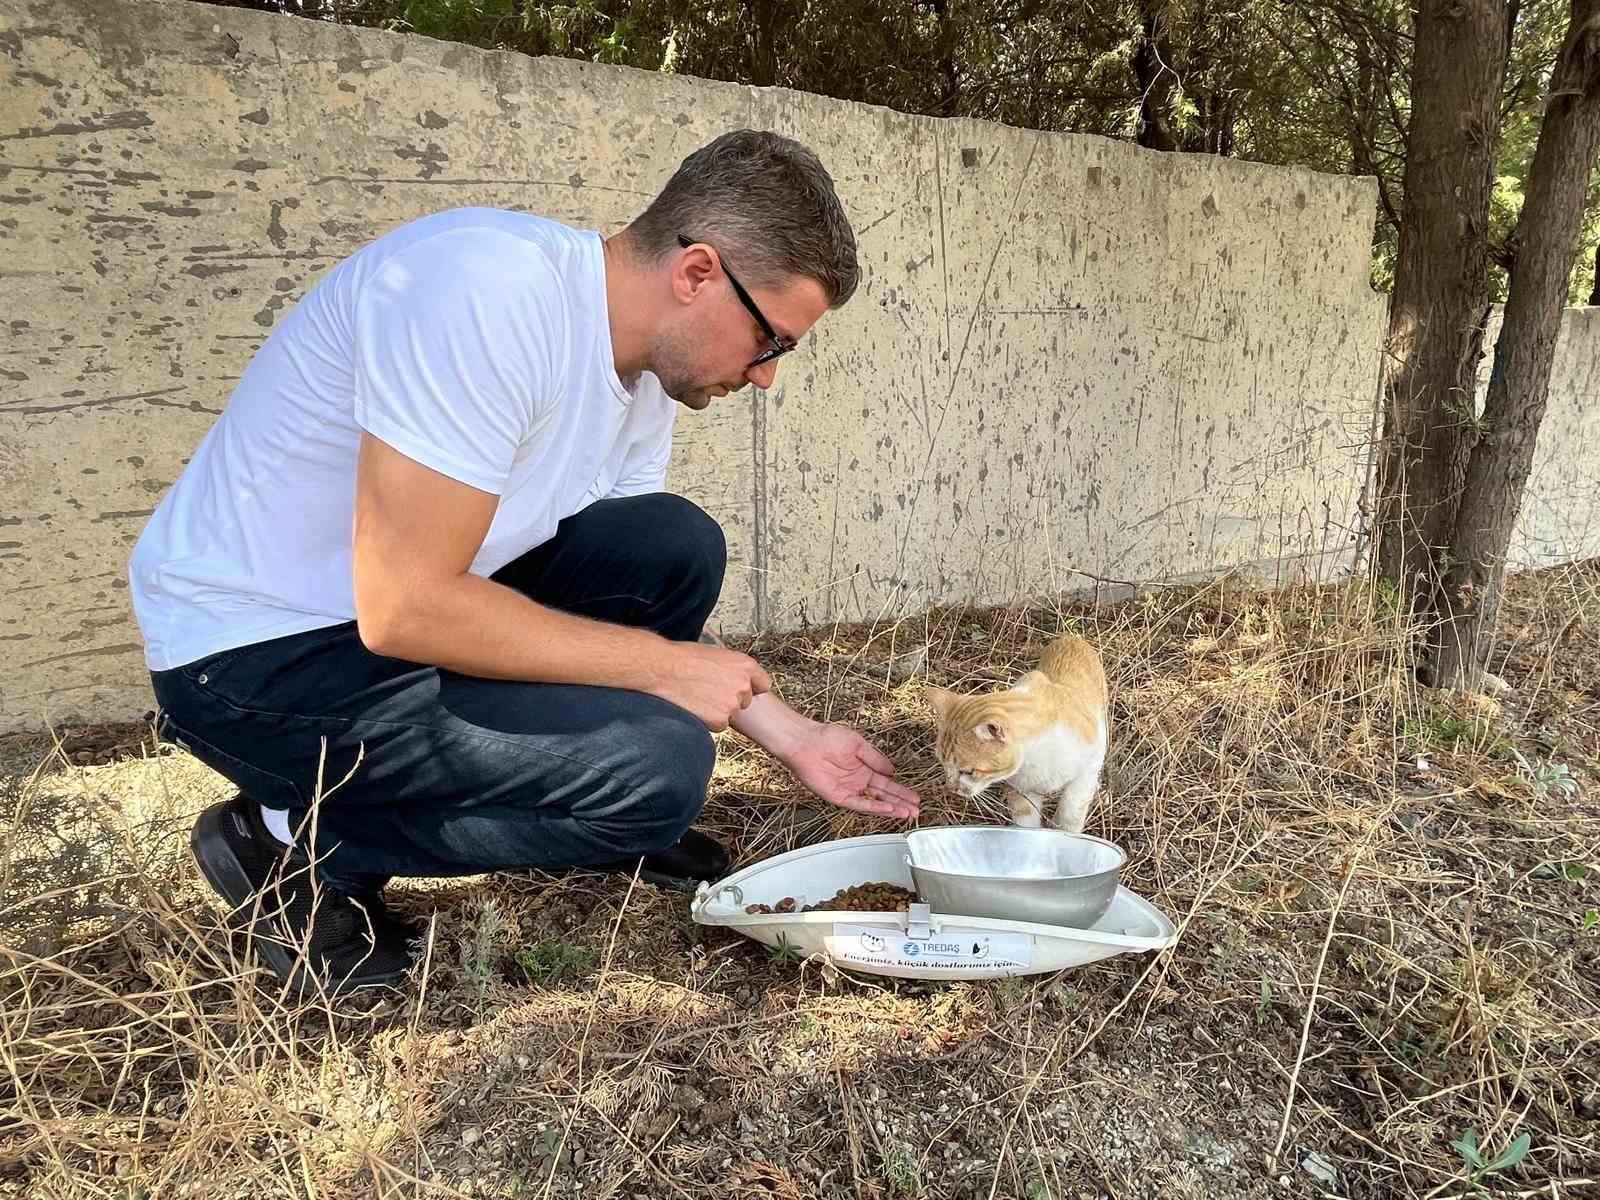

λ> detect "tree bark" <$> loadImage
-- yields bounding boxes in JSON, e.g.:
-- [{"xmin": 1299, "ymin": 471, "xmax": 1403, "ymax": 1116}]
[
  {"xmin": 1435, "ymin": 0, "xmax": 1600, "ymax": 686},
  {"xmin": 932, "ymin": 0, "xmax": 961, "ymax": 117},
  {"xmin": 1372, "ymin": 0, "xmax": 1508, "ymax": 672},
  {"xmin": 747, "ymin": 0, "xmax": 781, "ymax": 88},
  {"xmin": 1132, "ymin": 0, "xmax": 1180, "ymax": 150}
]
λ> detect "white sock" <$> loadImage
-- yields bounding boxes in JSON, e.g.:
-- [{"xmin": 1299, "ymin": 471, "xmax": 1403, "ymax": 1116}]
[{"xmin": 259, "ymin": 804, "xmax": 295, "ymax": 847}]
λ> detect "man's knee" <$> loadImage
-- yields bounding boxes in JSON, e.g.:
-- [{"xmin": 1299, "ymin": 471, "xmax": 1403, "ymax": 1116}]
[
  {"xmin": 630, "ymin": 714, "xmax": 716, "ymax": 853},
  {"xmin": 646, "ymin": 494, "xmax": 726, "ymax": 594}
]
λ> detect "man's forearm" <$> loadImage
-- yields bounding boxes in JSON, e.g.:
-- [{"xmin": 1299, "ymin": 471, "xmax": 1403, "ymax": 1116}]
[
  {"xmin": 699, "ymin": 629, "xmax": 818, "ymax": 757},
  {"xmin": 360, "ymin": 572, "xmax": 673, "ymax": 690}
]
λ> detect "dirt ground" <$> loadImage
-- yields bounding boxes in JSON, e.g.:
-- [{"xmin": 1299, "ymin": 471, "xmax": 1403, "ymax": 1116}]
[{"xmin": 3, "ymin": 564, "xmax": 1598, "ymax": 1199}]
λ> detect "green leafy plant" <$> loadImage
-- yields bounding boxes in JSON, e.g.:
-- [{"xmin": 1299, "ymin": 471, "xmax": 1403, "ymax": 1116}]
[
  {"xmin": 1510, "ymin": 748, "xmax": 1580, "ymax": 798},
  {"xmin": 1449, "ymin": 1128, "xmax": 1531, "ymax": 1186},
  {"xmin": 993, "ymin": 975, "xmax": 1029, "ymax": 1008},
  {"xmin": 513, "ymin": 937, "xmax": 598, "ymax": 986},
  {"xmin": 1402, "ymin": 711, "xmax": 1515, "ymax": 760},
  {"xmin": 882, "ymin": 1143, "xmax": 921, "ymax": 1196},
  {"xmin": 766, "ymin": 931, "xmax": 802, "ymax": 965},
  {"xmin": 465, "ymin": 899, "xmax": 508, "ymax": 1015}
]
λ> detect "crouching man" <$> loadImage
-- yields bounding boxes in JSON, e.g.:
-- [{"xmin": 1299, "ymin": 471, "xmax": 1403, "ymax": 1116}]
[{"xmin": 129, "ymin": 130, "xmax": 920, "ymax": 994}]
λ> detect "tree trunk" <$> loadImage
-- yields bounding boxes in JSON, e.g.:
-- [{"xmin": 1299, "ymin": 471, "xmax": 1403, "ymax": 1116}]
[
  {"xmin": 1132, "ymin": 0, "xmax": 1180, "ymax": 150},
  {"xmin": 1435, "ymin": 0, "xmax": 1600, "ymax": 686},
  {"xmin": 747, "ymin": 0, "xmax": 781, "ymax": 88},
  {"xmin": 932, "ymin": 0, "xmax": 961, "ymax": 117},
  {"xmin": 1372, "ymin": 0, "xmax": 1508, "ymax": 674}
]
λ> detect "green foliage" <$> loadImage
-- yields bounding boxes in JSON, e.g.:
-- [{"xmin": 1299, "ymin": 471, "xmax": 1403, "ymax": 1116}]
[
  {"xmin": 882, "ymin": 1142, "xmax": 921, "ymax": 1196},
  {"xmin": 766, "ymin": 930, "xmax": 802, "ymax": 965},
  {"xmin": 1449, "ymin": 1127, "xmax": 1532, "ymax": 1185},
  {"xmin": 463, "ymin": 898, "xmax": 508, "ymax": 1014},
  {"xmin": 513, "ymin": 937, "xmax": 599, "ymax": 986}
]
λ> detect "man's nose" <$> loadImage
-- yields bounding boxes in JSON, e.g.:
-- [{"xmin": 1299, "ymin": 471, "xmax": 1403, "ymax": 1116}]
[{"xmin": 746, "ymin": 359, "xmax": 779, "ymax": 390}]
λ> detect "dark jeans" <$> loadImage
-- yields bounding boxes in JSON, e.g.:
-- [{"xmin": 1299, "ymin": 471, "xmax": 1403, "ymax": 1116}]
[{"xmin": 151, "ymin": 494, "xmax": 723, "ymax": 893}]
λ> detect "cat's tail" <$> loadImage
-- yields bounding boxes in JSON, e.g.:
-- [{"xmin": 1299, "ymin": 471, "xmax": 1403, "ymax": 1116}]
[{"xmin": 1039, "ymin": 633, "xmax": 1108, "ymax": 701}]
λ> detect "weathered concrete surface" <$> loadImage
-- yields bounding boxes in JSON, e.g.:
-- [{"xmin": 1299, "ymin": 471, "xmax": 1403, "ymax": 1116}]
[
  {"xmin": 1, "ymin": 0, "xmax": 1389, "ymax": 731},
  {"xmin": 1478, "ymin": 307, "xmax": 1600, "ymax": 571}
]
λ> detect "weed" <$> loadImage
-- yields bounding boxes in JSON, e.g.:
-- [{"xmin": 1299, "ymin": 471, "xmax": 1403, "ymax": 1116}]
[
  {"xmin": 513, "ymin": 937, "xmax": 598, "ymax": 986},
  {"xmin": 882, "ymin": 1142, "xmax": 921, "ymax": 1196},
  {"xmin": 1406, "ymin": 711, "xmax": 1516, "ymax": 759},
  {"xmin": 1514, "ymin": 751, "xmax": 1580, "ymax": 799},
  {"xmin": 993, "ymin": 975, "xmax": 1029, "ymax": 1008},
  {"xmin": 1375, "ymin": 577, "xmax": 1404, "ymax": 620},
  {"xmin": 766, "ymin": 930, "xmax": 802, "ymax": 965},
  {"xmin": 465, "ymin": 898, "xmax": 509, "ymax": 1015},
  {"xmin": 1449, "ymin": 1127, "xmax": 1531, "ymax": 1186}
]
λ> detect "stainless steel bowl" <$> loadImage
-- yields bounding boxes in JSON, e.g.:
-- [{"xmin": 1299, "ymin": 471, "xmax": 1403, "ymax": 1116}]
[{"xmin": 905, "ymin": 826, "xmax": 1126, "ymax": 928}]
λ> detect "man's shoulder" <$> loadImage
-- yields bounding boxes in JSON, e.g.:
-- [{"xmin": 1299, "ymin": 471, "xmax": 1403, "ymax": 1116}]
[
  {"xmin": 378, "ymin": 208, "xmax": 593, "ymax": 259},
  {"xmin": 361, "ymin": 209, "xmax": 599, "ymax": 302}
]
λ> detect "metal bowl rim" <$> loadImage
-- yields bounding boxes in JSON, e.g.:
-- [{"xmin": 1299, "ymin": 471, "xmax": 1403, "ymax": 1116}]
[{"xmin": 905, "ymin": 826, "xmax": 1128, "ymax": 882}]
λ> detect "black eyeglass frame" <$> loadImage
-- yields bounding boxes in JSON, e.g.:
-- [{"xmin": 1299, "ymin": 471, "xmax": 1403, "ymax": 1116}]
[{"xmin": 676, "ymin": 234, "xmax": 799, "ymax": 367}]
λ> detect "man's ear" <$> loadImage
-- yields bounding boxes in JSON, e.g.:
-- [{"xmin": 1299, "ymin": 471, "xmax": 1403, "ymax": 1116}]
[{"xmin": 673, "ymin": 238, "xmax": 718, "ymax": 304}]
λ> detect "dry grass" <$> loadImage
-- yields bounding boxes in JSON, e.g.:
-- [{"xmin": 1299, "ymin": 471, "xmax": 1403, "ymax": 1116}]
[{"xmin": 3, "ymin": 563, "xmax": 1599, "ymax": 1199}]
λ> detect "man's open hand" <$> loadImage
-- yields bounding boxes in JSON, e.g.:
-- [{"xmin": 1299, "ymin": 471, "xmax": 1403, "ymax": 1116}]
[{"xmin": 781, "ymin": 723, "xmax": 921, "ymax": 819}]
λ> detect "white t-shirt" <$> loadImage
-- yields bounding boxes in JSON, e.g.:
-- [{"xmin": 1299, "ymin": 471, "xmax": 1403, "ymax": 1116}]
[{"xmin": 129, "ymin": 208, "xmax": 678, "ymax": 672}]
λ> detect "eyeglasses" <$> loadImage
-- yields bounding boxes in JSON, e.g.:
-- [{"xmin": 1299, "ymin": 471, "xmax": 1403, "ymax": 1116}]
[{"xmin": 677, "ymin": 234, "xmax": 798, "ymax": 367}]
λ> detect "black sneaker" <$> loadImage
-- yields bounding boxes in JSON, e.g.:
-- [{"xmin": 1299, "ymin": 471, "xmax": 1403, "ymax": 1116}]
[
  {"xmin": 592, "ymin": 828, "xmax": 731, "ymax": 892},
  {"xmin": 346, "ymin": 880, "xmax": 426, "ymax": 946},
  {"xmin": 189, "ymin": 796, "xmax": 412, "ymax": 995}
]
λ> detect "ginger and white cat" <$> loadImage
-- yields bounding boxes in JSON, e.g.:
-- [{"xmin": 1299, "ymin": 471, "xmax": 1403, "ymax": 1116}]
[{"xmin": 925, "ymin": 633, "xmax": 1109, "ymax": 833}]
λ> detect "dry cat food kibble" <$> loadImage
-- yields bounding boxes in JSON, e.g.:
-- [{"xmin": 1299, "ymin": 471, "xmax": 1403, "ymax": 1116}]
[{"xmin": 744, "ymin": 881, "xmax": 921, "ymax": 915}]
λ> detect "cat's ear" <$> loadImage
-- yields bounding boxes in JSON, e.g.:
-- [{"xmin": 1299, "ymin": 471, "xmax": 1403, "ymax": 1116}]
[
  {"xmin": 975, "ymin": 720, "xmax": 1008, "ymax": 743},
  {"xmin": 923, "ymin": 685, "xmax": 956, "ymax": 718}
]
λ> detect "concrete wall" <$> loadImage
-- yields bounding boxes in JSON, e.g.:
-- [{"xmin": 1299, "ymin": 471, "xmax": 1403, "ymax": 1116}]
[
  {"xmin": 3, "ymin": 0, "xmax": 1391, "ymax": 731},
  {"xmin": 1482, "ymin": 307, "xmax": 1600, "ymax": 571}
]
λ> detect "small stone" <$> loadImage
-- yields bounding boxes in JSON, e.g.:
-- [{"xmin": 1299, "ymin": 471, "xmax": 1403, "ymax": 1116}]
[
  {"xmin": 888, "ymin": 645, "xmax": 929, "ymax": 683},
  {"xmin": 461, "ymin": 1127, "xmax": 481, "ymax": 1149},
  {"xmin": 669, "ymin": 1084, "xmax": 707, "ymax": 1112},
  {"xmin": 571, "ymin": 1146, "xmax": 585, "ymax": 1167},
  {"xmin": 1302, "ymin": 1151, "xmax": 1337, "ymax": 1185}
]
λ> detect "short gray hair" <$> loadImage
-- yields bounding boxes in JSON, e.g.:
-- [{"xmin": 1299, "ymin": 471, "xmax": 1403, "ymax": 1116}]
[{"xmin": 629, "ymin": 130, "xmax": 859, "ymax": 307}]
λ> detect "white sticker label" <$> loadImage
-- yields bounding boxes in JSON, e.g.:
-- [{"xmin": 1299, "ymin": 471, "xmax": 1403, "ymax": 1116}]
[{"xmin": 828, "ymin": 924, "xmax": 1033, "ymax": 971}]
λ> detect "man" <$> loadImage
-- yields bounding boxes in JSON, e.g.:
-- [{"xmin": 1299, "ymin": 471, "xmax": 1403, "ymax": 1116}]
[{"xmin": 129, "ymin": 130, "xmax": 921, "ymax": 994}]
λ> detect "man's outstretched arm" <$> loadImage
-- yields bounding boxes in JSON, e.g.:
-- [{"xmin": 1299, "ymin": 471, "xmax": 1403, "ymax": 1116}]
[
  {"xmin": 699, "ymin": 630, "xmax": 921, "ymax": 819},
  {"xmin": 351, "ymin": 433, "xmax": 769, "ymax": 732}
]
